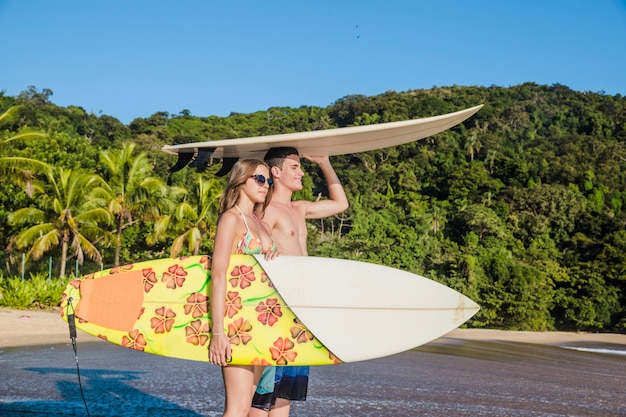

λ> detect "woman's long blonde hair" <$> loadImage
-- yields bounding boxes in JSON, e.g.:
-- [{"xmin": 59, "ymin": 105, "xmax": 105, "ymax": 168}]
[{"xmin": 218, "ymin": 159, "xmax": 272, "ymax": 216}]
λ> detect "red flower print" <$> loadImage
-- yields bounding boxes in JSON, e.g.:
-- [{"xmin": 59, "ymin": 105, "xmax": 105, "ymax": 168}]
[
  {"xmin": 137, "ymin": 307, "xmax": 145, "ymax": 320},
  {"xmin": 185, "ymin": 320, "xmax": 210, "ymax": 346},
  {"xmin": 151, "ymin": 307, "xmax": 176, "ymax": 333},
  {"xmin": 251, "ymin": 357, "xmax": 272, "ymax": 366},
  {"xmin": 122, "ymin": 329, "xmax": 147, "ymax": 351},
  {"xmin": 260, "ymin": 272, "xmax": 273, "ymax": 288},
  {"xmin": 227, "ymin": 317, "xmax": 253, "ymax": 346},
  {"xmin": 69, "ymin": 279, "xmax": 81, "ymax": 289},
  {"xmin": 200, "ymin": 255, "xmax": 211, "ymax": 270},
  {"xmin": 270, "ymin": 337, "xmax": 297, "ymax": 365},
  {"xmin": 225, "ymin": 291, "xmax": 242, "ymax": 318},
  {"xmin": 184, "ymin": 293, "xmax": 209, "ymax": 318},
  {"xmin": 162, "ymin": 264, "xmax": 187, "ymax": 289},
  {"xmin": 256, "ymin": 298, "xmax": 282, "ymax": 326},
  {"xmin": 228, "ymin": 264, "xmax": 255, "ymax": 289},
  {"xmin": 329, "ymin": 352, "xmax": 342, "ymax": 364},
  {"xmin": 97, "ymin": 334, "xmax": 108, "ymax": 341},
  {"xmin": 142, "ymin": 268, "xmax": 157, "ymax": 293},
  {"xmin": 290, "ymin": 318, "xmax": 314, "ymax": 343}
]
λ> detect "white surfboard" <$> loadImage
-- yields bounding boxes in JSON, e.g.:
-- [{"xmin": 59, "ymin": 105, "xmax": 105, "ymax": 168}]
[
  {"xmin": 255, "ymin": 255, "xmax": 480, "ymax": 363},
  {"xmin": 162, "ymin": 105, "xmax": 483, "ymax": 173}
]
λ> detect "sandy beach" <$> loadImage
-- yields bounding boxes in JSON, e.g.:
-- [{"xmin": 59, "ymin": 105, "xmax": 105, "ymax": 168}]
[
  {"xmin": 0, "ymin": 307, "xmax": 104, "ymax": 348},
  {"xmin": 2, "ymin": 308, "xmax": 626, "ymax": 416},
  {"xmin": 2, "ymin": 307, "xmax": 625, "ymax": 349}
]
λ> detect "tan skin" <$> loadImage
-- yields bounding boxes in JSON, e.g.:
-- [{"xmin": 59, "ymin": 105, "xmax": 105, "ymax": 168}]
[
  {"xmin": 249, "ymin": 154, "xmax": 348, "ymax": 417},
  {"xmin": 210, "ymin": 164, "xmax": 281, "ymax": 417},
  {"xmin": 263, "ymin": 155, "xmax": 349, "ymax": 257}
]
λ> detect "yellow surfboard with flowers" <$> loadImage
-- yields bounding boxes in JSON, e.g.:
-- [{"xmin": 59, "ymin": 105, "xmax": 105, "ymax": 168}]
[{"xmin": 60, "ymin": 254, "xmax": 479, "ymax": 365}]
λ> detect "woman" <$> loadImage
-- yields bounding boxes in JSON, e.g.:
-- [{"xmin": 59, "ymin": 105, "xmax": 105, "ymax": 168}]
[{"xmin": 209, "ymin": 159, "xmax": 280, "ymax": 417}]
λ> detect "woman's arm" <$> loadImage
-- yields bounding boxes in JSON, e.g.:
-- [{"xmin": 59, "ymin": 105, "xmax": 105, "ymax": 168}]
[{"xmin": 208, "ymin": 213, "xmax": 237, "ymax": 366}]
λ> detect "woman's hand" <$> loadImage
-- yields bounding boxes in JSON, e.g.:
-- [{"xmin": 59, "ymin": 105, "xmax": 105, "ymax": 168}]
[{"xmin": 209, "ymin": 333, "xmax": 231, "ymax": 367}]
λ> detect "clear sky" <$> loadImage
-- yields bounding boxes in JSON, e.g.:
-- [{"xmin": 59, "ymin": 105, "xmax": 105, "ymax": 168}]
[{"xmin": 2, "ymin": 0, "xmax": 625, "ymax": 124}]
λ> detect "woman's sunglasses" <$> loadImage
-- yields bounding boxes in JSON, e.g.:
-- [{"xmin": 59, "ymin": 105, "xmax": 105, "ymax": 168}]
[{"xmin": 250, "ymin": 174, "xmax": 273, "ymax": 187}]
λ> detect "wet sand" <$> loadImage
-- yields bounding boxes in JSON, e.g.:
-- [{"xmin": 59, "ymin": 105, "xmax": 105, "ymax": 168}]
[{"xmin": 1, "ymin": 308, "xmax": 625, "ymax": 416}]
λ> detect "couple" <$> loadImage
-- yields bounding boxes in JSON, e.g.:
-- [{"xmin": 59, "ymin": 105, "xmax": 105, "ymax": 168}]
[{"xmin": 209, "ymin": 147, "xmax": 349, "ymax": 417}]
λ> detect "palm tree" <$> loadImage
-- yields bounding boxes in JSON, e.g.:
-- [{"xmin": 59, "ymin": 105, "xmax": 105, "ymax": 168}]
[
  {"xmin": 0, "ymin": 106, "xmax": 48, "ymax": 193},
  {"xmin": 486, "ymin": 149, "xmax": 497, "ymax": 174},
  {"xmin": 464, "ymin": 134, "xmax": 482, "ymax": 162},
  {"xmin": 429, "ymin": 205, "xmax": 445, "ymax": 235},
  {"xmin": 96, "ymin": 142, "xmax": 169, "ymax": 266},
  {"xmin": 8, "ymin": 166, "xmax": 113, "ymax": 278},
  {"xmin": 148, "ymin": 175, "xmax": 222, "ymax": 257}
]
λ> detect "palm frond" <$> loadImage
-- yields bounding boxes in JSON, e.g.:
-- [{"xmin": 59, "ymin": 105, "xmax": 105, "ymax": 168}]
[
  {"xmin": 0, "ymin": 105, "xmax": 21, "ymax": 125},
  {"xmin": 8, "ymin": 207, "xmax": 45, "ymax": 226}
]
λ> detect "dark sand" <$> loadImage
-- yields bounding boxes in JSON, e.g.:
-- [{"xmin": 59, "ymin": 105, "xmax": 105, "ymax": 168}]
[{"xmin": 1, "ymin": 308, "xmax": 625, "ymax": 416}]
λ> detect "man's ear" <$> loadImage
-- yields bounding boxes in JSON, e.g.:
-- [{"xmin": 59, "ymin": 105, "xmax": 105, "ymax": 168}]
[{"xmin": 270, "ymin": 165, "xmax": 281, "ymax": 178}]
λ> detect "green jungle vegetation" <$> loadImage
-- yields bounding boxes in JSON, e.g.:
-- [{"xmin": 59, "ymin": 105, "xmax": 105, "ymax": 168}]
[{"xmin": 1, "ymin": 84, "xmax": 625, "ymax": 333}]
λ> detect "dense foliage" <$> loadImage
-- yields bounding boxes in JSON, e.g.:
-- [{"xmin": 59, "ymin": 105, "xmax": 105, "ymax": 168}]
[{"xmin": 1, "ymin": 84, "xmax": 625, "ymax": 332}]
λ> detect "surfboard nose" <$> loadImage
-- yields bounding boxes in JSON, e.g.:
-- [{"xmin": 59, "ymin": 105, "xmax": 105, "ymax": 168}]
[
  {"xmin": 454, "ymin": 293, "xmax": 480, "ymax": 326},
  {"xmin": 255, "ymin": 255, "xmax": 481, "ymax": 363}
]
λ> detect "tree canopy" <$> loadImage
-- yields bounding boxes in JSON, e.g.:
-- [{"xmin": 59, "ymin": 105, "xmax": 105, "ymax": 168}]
[{"xmin": 1, "ymin": 83, "xmax": 625, "ymax": 332}]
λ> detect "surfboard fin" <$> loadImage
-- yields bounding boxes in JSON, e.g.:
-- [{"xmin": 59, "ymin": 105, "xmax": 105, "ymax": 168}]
[
  {"xmin": 215, "ymin": 157, "xmax": 239, "ymax": 177},
  {"xmin": 167, "ymin": 148, "xmax": 238, "ymax": 176},
  {"xmin": 168, "ymin": 152, "xmax": 195, "ymax": 173},
  {"xmin": 188, "ymin": 149, "xmax": 215, "ymax": 172},
  {"xmin": 168, "ymin": 148, "xmax": 218, "ymax": 173}
]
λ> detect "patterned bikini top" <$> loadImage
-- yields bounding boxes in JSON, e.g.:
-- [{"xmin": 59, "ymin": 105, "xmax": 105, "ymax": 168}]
[{"xmin": 234, "ymin": 205, "xmax": 277, "ymax": 255}]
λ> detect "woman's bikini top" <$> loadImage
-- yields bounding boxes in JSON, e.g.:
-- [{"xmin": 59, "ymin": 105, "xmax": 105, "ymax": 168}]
[{"xmin": 234, "ymin": 205, "xmax": 277, "ymax": 255}]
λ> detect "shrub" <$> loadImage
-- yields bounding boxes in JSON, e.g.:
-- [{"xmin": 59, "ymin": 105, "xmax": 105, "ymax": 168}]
[{"xmin": 0, "ymin": 273, "xmax": 67, "ymax": 309}]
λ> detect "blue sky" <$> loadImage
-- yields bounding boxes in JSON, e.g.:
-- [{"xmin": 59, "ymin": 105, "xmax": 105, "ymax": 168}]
[{"xmin": 2, "ymin": 0, "xmax": 625, "ymax": 124}]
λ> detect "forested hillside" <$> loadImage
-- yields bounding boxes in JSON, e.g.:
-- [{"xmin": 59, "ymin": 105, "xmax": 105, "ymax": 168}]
[{"xmin": 1, "ymin": 83, "xmax": 625, "ymax": 332}]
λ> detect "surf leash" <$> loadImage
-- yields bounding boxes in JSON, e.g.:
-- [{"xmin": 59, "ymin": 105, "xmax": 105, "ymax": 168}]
[{"xmin": 67, "ymin": 297, "xmax": 92, "ymax": 416}]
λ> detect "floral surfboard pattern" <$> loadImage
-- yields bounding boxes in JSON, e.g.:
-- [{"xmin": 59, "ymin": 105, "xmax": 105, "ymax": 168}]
[{"xmin": 60, "ymin": 255, "xmax": 340, "ymax": 366}]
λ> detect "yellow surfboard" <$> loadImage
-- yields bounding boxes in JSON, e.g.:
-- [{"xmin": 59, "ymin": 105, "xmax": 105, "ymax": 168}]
[{"xmin": 60, "ymin": 255, "xmax": 479, "ymax": 365}]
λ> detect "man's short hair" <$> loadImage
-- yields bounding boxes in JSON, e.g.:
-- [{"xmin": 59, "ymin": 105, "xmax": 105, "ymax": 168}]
[{"xmin": 264, "ymin": 147, "xmax": 299, "ymax": 169}]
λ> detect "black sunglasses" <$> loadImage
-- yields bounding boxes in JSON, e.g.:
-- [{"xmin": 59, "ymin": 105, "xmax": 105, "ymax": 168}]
[{"xmin": 250, "ymin": 174, "xmax": 273, "ymax": 187}]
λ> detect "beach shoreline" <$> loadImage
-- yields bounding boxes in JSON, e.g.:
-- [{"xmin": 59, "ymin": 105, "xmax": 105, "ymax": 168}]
[
  {"xmin": 2, "ymin": 307, "xmax": 625, "ymax": 349},
  {"xmin": 0, "ymin": 307, "xmax": 105, "ymax": 348}
]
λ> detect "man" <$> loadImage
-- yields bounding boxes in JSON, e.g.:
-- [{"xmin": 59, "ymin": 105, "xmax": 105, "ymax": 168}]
[{"xmin": 249, "ymin": 147, "xmax": 349, "ymax": 417}]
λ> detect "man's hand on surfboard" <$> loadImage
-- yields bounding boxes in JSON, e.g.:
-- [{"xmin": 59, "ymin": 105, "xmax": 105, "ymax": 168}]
[
  {"xmin": 262, "ymin": 250, "xmax": 282, "ymax": 261},
  {"xmin": 301, "ymin": 155, "xmax": 330, "ymax": 166}
]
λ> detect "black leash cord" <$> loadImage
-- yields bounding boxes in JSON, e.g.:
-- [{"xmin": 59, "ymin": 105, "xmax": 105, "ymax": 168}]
[{"xmin": 67, "ymin": 299, "xmax": 91, "ymax": 416}]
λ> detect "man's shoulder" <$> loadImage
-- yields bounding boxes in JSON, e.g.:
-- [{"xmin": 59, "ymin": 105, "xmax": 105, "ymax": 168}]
[
  {"xmin": 265, "ymin": 201, "xmax": 305, "ymax": 224},
  {"xmin": 289, "ymin": 199, "xmax": 313, "ymax": 210},
  {"xmin": 267, "ymin": 200, "xmax": 310, "ymax": 214},
  {"xmin": 267, "ymin": 200, "xmax": 301, "ymax": 211}
]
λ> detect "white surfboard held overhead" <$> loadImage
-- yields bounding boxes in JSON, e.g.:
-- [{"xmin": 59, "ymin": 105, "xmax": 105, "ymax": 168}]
[{"xmin": 162, "ymin": 105, "xmax": 483, "ymax": 173}]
